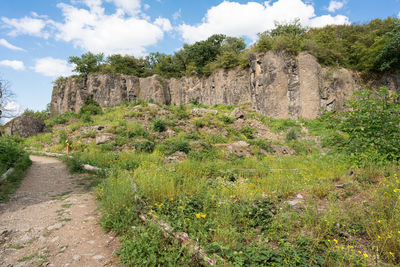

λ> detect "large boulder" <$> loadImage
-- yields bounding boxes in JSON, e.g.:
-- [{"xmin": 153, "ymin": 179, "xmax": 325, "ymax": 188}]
[{"xmin": 4, "ymin": 115, "xmax": 46, "ymax": 137}]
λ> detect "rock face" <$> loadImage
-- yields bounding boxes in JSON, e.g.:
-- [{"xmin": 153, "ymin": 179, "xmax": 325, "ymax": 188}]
[
  {"xmin": 4, "ymin": 115, "xmax": 46, "ymax": 137},
  {"xmin": 50, "ymin": 52, "xmax": 400, "ymax": 119}
]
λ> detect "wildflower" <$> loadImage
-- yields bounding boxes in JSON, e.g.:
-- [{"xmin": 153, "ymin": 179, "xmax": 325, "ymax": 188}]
[
  {"xmin": 195, "ymin": 213, "xmax": 206, "ymax": 219},
  {"xmin": 363, "ymin": 253, "xmax": 369, "ymax": 258},
  {"xmin": 178, "ymin": 206, "xmax": 184, "ymax": 210},
  {"xmin": 389, "ymin": 252, "xmax": 395, "ymax": 257},
  {"xmin": 377, "ymin": 220, "xmax": 381, "ymax": 223},
  {"xmin": 333, "ymin": 239, "xmax": 338, "ymax": 244}
]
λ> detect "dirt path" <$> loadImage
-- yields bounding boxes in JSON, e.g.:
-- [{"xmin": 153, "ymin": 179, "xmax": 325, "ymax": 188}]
[{"xmin": 0, "ymin": 155, "xmax": 120, "ymax": 267}]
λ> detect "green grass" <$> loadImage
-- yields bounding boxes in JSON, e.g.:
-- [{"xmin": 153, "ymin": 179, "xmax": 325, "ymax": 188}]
[
  {"xmin": 0, "ymin": 154, "xmax": 32, "ymax": 202},
  {"xmin": 21, "ymin": 101, "xmax": 400, "ymax": 266}
]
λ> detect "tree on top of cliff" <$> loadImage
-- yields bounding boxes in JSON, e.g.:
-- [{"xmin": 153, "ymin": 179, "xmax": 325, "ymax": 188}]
[
  {"xmin": 101, "ymin": 55, "xmax": 151, "ymax": 77},
  {"xmin": 69, "ymin": 52, "xmax": 104, "ymax": 76},
  {"xmin": 375, "ymin": 21, "xmax": 400, "ymax": 71}
]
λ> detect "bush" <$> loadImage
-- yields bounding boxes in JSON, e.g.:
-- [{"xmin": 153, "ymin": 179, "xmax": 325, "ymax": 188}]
[
  {"xmin": 218, "ymin": 115, "xmax": 235, "ymax": 124},
  {"xmin": 165, "ymin": 138, "xmax": 190, "ymax": 154},
  {"xmin": 0, "ymin": 137, "xmax": 24, "ymax": 173},
  {"xmin": 152, "ymin": 119, "xmax": 167, "ymax": 132},
  {"xmin": 339, "ymin": 86, "xmax": 400, "ymax": 162},
  {"xmin": 79, "ymin": 97, "xmax": 102, "ymax": 117},
  {"xmin": 133, "ymin": 140, "xmax": 155, "ymax": 153},
  {"xmin": 46, "ymin": 112, "xmax": 76, "ymax": 126},
  {"xmin": 285, "ymin": 128, "xmax": 298, "ymax": 142}
]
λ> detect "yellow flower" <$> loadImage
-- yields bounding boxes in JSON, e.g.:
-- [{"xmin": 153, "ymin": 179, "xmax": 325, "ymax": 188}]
[
  {"xmin": 389, "ymin": 252, "xmax": 394, "ymax": 257},
  {"xmin": 333, "ymin": 239, "xmax": 338, "ymax": 244},
  {"xmin": 195, "ymin": 213, "xmax": 206, "ymax": 219},
  {"xmin": 377, "ymin": 220, "xmax": 382, "ymax": 223},
  {"xmin": 363, "ymin": 253, "xmax": 369, "ymax": 258},
  {"xmin": 178, "ymin": 206, "xmax": 184, "ymax": 210}
]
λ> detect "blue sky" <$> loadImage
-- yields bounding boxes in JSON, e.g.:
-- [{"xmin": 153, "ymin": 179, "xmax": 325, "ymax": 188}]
[{"xmin": 0, "ymin": 0, "xmax": 399, "ymax": 118}]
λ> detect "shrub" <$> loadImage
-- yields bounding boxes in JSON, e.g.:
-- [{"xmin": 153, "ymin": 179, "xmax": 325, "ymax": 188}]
[
  {"xmin": 193, "ymin": 118, "xmax": 205, "ymax": 128},
  {"xmin": 64, "ymin": 156, "xmax": 84, "ymax": 173},
  {"xmin": 133, "ymin": 140, "xmax": 155, "ymax": 153},
  {"xmin": 46, "ymin": 112, "xmax": 76, "ymax": 126},
  {"xmin": 165, "ymin": 138, "xmax": 190, "ymax": 154},
  {"xmin": 285, "ymin": 128, "xmax": 298, "ymax": 142},
  {"xmin": 79, "ymin": 97, "xmax": 102, "ymax": 117},
  {"xmin": 0, "ymin": 137, "xmax": 24, "ymax": 173},
  {"xmin": 339, "ymin": 86, "xmax": 400, "ymax": 162},
  {"xmin": 240, "ymin": 127, "xmax": 255, "ymax": 139},
  {"xmin": 80, "ymin": 112, "xmax": 93, "ymax": 123},
  {"xmin": 218, "ymin": 115, "xmax": 235, "ymax": 124},
  {"xmin": 152, "ymin": 119, "xmax": 167, "ymax": 132}
]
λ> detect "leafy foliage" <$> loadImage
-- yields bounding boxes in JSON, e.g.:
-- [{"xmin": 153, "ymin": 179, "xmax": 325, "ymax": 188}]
[
  {"xmin": 22, "ymin": 104, "xmax": 50, "ymax": 121},
  {"xmin": 69, "ymin": 52, "xmax": 104, "ymax": 76},
  {"xmin": 338, "ymin": 86, "xmax": 400, "ymax": 162},
  {"xmin": 0, "ymin": 137, "xmax": 24, "ymax": 174},
  {"xmin": 79, "ymin": 97, "xmax": 102, "ymax": 118}
]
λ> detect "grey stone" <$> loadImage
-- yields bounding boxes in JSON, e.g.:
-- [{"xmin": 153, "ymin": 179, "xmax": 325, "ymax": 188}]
[
  {"xmin": 230, "ymin": 107, "xmax": 245, "ymax": 120},
  {"xmin": 47, "ymin": 223, "xmax": 62, "ymax": 231},
  {"xmin": 95, "ymin": 134, "xmax": 114, "ymax": 145},
  {"xmin": 192, "ymin": 108, "xmax": 218, "ymax": 115},
  {"xmin": 3, "ymin": 115, "xmax": 46, "ymax": 137}
]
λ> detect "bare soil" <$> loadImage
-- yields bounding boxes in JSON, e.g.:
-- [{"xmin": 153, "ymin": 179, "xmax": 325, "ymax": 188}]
[{"xmin": 0, "ymin": 155, "xmax": 120, "ymax": 267}]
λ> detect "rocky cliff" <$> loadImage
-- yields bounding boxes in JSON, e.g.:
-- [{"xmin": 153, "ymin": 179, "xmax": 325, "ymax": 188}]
[{"xmin": 50, "ymin": 52, "xmax": 400, "ymax": 119}]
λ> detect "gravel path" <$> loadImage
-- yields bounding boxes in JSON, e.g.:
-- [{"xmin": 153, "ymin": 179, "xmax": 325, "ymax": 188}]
[{"xmin": 0, "ymin": 155, "xmax": 120, "ymax": 267}]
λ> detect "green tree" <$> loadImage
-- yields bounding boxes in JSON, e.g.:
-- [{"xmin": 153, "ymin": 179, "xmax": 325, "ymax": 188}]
[
  {"xmin": 102, "ymin": 54, "xmax": 150, "ymax": 76},
  {"xmin": 375, "ymin": 21, "xmax": 400, "ymax": 71},
  {"xmin": 339, "ymin": 86, "xmax": 400, "ymax": 162},
  {"xmin": 69, "ymin": 52, "xmax": 104, "ymax": 76}
]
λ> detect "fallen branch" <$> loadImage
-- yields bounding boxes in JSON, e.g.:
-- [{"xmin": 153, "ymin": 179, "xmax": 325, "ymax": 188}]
[
  {"xmin": 25, "ymin": 149, "xmax": 225, "ymax": 265},
  {"xmin": 138, "ymin": 213, "xmax": 224, "ymax": 266},
  {"xmin": 0, "ymin": 167, "xmax": 15, "ymax": 183}
]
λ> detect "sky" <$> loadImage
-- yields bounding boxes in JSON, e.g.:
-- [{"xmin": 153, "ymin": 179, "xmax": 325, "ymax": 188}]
[{"xmin": 0, "ymin": 0, "xmax": 399, "ymax": 120}]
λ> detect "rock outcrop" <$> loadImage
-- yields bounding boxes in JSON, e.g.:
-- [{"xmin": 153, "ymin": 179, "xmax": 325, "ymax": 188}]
[
  {"xmin": 50, "ymin": 52, "xmax": 400, "ymax": 119},
  {"xmin": 4, "ymin": 115, "xmax": 46, "ymax": 137}
]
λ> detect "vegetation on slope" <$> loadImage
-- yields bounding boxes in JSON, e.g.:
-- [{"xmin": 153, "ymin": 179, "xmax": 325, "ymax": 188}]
[
  {"xmin": 62, "ymin": 17, "xmax": 400, "ymax": 82},
  {"xmin": 21, "ymin": 87, "xmax": 400, "ymax": 266},
  {"xmin": 0, "ymin": 136, "xmax": 32, "ymax": 201}
]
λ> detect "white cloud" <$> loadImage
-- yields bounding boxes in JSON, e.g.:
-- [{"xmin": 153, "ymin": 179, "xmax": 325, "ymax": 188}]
[
  {"xmin": 0, "ymin": 60, "xmax": 25, "ymax": 70},
  {"xmin": 105, "ymin": 0, "xmax": 141, "ymax": 15},
  {"xmin": 33, "ymin": 57, "xmax": 74, "ymax": 77},
  {"xmin": 155, "ymin": 17, "xmax": 172, "ymax": 31},
  {"xmin": 1, "ymin": 1, "xmax": 170, "ymax": 57},
  {"xmin": 309, "ymin": 15, "xmax": 349, "ymax": 28},
  {"xmin": 4, "ymin": 101, "xmax": 23, "ymax": 114},
  {"xmin": 1, "ymin": 16, "xmax": 51, "ymax": 38},
  {"xmin": 0, "ymin": 39, "xmax": 26, "ymax": 51},
  {"xmin": 2, "ymin": 101, "xmax": 23, "ymax": 122},
  {"xmin": 54, "ymin": 1, "xmax": 170, "ymax": 56},
  {"xmin": 143, "ymin": 4, "xmax": 150, "ymax": 10},
  {"xmin": 327, "ymin": 1, "xmax": 345, "ymax": 13},
  {"xmin": 172, "ymin": 9, "xmax": 182, "ymax": 21},
  {"xmin": 178, "ymin": 0, "xmax": 350, "ymax": 43},
  {"xmin": 398, "ymin": 11, "xmax": 400, "ymax": 19}
]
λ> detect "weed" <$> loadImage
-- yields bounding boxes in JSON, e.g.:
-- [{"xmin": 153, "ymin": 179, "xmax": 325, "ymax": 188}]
[
  {"xmin": 285, "ymin": 128, "xmax": 298, "ymax": 142},
  {"xmin": 152, "ymin": 118, "xmax": 167, "ymax": 132}
]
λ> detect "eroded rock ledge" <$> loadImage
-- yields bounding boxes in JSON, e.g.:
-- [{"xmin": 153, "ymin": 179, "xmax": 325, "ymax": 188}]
[{"xmin": 50, "ymin": 52, "xmax": 400, "ymax": 119}]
